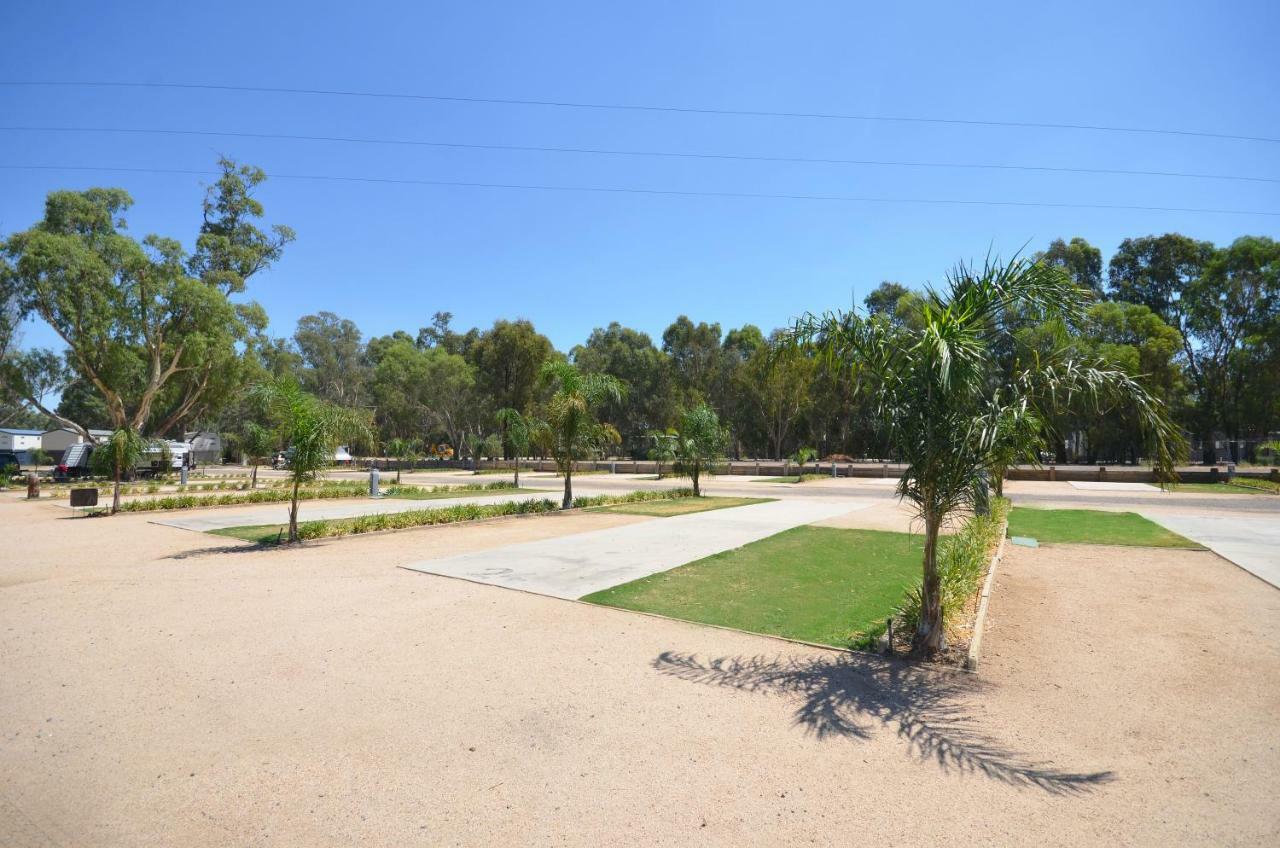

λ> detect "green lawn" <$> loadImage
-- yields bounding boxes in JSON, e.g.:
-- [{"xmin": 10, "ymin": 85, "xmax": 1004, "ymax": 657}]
[
  {"xmin": 1172, "ymin": 480, "xmax": 1279, "ymax": 495},
  {"xmin": 597, "ymin": 496, "xmax": 770, "ymax": 517},
  {"xmin": 582, "ymin": 526, "xmax": 924, "ymax": 649},
  {"xmin": 753, "ymin": 473, "xmax": 830, "ymax": 484},
  {"xmin": 210, "ymin": 524, "xmax": 296, "ymax": 544},
  {"xmin": 1007, "ymin": 507, "xmax": 1200, "ymax": 548}
]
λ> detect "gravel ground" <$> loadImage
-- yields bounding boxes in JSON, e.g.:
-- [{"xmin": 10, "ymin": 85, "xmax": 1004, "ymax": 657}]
[{"xmin": 1, "ymin": 494, "xmax": 1277, "ymax": 846}]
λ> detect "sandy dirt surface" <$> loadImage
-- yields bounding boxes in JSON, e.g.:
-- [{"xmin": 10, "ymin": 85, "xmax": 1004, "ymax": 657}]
[{"xmin": 2, "ymin": 495, "xmax": 1278, "ymax": 846}]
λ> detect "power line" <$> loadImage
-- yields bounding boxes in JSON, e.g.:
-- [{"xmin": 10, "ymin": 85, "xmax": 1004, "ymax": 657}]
[
  {"xmin": 3, "ymin": 81, "xmax": 1278, "ymax": 145},
  {"xmin": 4, "ymin": 163, "xmax": 1278, "ymax": 217},
  {"xmin": 3, "ymin": 125, "xmax": 1275, "ymax": 185}
]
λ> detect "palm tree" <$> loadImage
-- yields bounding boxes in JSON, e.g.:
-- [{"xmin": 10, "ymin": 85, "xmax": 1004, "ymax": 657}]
[
  {"xmin": 792, "ymin": 256, "xmax": 1180, "ymax": 658},
  {"xmin": 241, "ymin": 421, "xmax": 276, "ymax": 489},
  {"xmin": 252, "ymin": 378, "xmax": 372, "ymax": 543},
  {"xmin": 531, "ymin": 361, "xmax": 624, "ymax": 508},
  {"xmin": 494, "ymin": 407, "xmax": 530, "ymax": 487},
  {"xmin": 648, "ymin": 430, "xmax": 677, "ymax": 479},
  {"xmin": 385, "ymin": 437, "xmax": 421, "ymax": 484},
  {"xmin": 95, "ymin": 427, "xmax": 146, "ymax": 514},
  {"xmin": 670, "ymin": 403, "xmax": 728, "ymax": 496},
  {"xmin": 789, "ymin": 446, "xmax": 818, "ymax": 482}
]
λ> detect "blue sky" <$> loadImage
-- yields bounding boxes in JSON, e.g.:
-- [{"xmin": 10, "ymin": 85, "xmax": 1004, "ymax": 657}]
[{"xmin": 2, "ymin": 1, "xmax": 1278, "ymax": 352}]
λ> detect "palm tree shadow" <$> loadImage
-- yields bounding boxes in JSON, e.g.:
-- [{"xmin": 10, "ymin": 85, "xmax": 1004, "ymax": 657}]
[{"xmin": 652, "ymin": 650, "xmax": 1113, "ymax": 795}]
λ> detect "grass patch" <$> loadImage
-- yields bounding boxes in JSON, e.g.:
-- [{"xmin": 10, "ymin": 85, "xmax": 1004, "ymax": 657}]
[
  {"xmin": 753, "ymin": 473, "xmax": 830, "ymax": 483},
  {"xmin": 1007, "ymin": 507, "xmax": 1200, "ymax": 548},
  {"xmin": 582, "ymin": 526, "xmax": 924, "ymax": 649},
  {"xmin": 598, "ymin": 496, "xmax": 770, "ymax": 517},
  {"xmin": 1172, "ymin": 480, "xmax": 1279, "ymax": 495}
]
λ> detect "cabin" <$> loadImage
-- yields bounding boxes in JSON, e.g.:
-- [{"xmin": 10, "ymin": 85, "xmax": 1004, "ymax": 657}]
[
  {"xmin": 41, "ymin": 427, "xmax": 113, "ymax": 462},
  {"xmin": 0, "ymin": 428, "xmax": 44, "ymax": 455}
]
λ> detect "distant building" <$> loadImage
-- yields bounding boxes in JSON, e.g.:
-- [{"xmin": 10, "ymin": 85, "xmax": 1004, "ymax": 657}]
[
  {"xmin": 41, "ymin": 427, "xmax": 112, "ymax": 461},
  {"xmin": 0, "ymin": 428, "xmax": 45, "ymax": 454}
]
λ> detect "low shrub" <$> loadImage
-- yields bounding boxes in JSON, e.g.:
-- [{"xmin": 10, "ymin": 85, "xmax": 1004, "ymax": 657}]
[
  {"xmin": 572, "ymin": 488, "xmax": 694, "ymax": 509},
  {"xmin": 264, "ymin": 488, "xmax": 699, "ymax": 543}
]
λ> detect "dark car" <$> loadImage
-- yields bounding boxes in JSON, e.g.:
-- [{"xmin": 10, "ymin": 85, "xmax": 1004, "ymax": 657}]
[{"xmin": 0, "ymin": 451, "xmax": 23, "ymax": 474}]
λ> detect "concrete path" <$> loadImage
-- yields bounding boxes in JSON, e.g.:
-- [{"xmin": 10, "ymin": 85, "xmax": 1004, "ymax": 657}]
[
  {"xmin": 402, "ymin": 497, "xmax": 872, "ymax": 598},
  {"xmin": 1069, "ymin": 481, "xmax": 1159, "ymax": 491},
  {"xmin": 1142, "ymin": 513, "xmax": 1280, "ymax": 588},
  {"xmin": 150, "ymin": 490, "xmax": 555, "ymax": 532}
]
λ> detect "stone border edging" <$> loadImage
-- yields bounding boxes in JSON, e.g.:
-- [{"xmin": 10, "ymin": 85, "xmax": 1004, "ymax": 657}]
[{"xmin": 964, "ymin": 519, "xmax": 1010, "ymax": 673}]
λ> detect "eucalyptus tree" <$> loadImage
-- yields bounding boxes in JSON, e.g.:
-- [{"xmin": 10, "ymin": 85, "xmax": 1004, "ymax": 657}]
[
  {"xmin": 531, "ymin": 361, "xmax": 624, "ymax": 508},
  {"xmin": 252, "ymin": 379, "xmax": 372, "ymax": 543},
  {"xmin": 0, "ymin": 159, "xmax": 291, "ymax": 440},
  {"xmin": 670, "ymin": 403, "xmax": 728, "ymax": 496},
  {"xmin": 1, "ymin": 159, "xmax": 291, "ymax": 440},
  {"xmin": 792, "ymin": 256, "xmax": 1180, "ymax": 658},
  {"xmin": 494, "ymin": 407, "xmax": 530, "ymax": 486}
]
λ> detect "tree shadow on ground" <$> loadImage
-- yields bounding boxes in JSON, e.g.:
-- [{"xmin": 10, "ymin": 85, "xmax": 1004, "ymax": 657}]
[
  {"xmin": 652, "ymin": 650, "xmax": 1113, "ymax": 795},
  {"xmin": 163, "ymin": 543, "xmax": 278, "ymax": 559}
]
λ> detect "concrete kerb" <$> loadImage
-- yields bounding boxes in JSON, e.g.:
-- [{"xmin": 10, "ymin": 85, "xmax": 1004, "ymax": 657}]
[{"xmin": 964, "ymin": 518, "xmax": 1010, "ymax": 673}]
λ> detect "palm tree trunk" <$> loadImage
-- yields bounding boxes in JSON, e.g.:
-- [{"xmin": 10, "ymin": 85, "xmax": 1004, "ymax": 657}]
[
  {"xmin": 513, "ymin": 459, "xmax": 520, "ymax": 488},
  {"xmin": 562, "ymin": 467, "xmax": 573, "ymax": 509},
  {"xmin": 288, "ymin": 476, "xmax": 301, "ymax": 542},
  {"xmin": 911, "ymin": 511, "xmax": 945, "ymax": 657},
  {"xmin": 111, "ymin": 463, "xmax": 122, "ymax": 514},
  {"xmin": 692, "ymin": 466, "xmax": 701, "ymax": 496}
]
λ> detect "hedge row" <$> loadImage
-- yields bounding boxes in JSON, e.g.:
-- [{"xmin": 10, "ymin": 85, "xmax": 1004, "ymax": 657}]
[{"xmin": 111, "ymin": 479, "xmax": 517, "ymax": 513}]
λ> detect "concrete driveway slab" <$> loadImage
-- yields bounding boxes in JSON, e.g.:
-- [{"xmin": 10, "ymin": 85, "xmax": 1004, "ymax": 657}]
[
  {"xmin": 402, "ymin": 497, "xmax": 873, "ymax": 599},
  {"xmin": 1069, "ymin": 481, "xmax": 1160, "ymax": 491},
  {"xmin": 1141, "ymin": 513, "xmax": 1280, "ymax": 588}
]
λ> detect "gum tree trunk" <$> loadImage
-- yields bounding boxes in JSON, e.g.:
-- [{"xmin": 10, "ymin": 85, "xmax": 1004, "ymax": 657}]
[{"xmin": 911, "ymin": 511, "xmax": 945, "ymax": 657}]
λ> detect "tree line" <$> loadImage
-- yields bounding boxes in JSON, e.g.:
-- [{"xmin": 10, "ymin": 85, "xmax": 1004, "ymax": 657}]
[{"xmin": 2, "ymin": 160, "xmax": 1277, "ymax": 467}]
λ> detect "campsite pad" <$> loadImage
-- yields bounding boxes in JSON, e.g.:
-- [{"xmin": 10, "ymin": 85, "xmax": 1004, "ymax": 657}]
[{"xmin": 401, "ymin": 498, "xmax": 865, "ymax": 599}]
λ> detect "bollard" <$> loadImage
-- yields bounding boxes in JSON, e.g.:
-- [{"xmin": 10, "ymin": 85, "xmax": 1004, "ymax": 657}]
[{"xmin": 369, "ymin": 464, "xmax": 381, "ymax": 498}]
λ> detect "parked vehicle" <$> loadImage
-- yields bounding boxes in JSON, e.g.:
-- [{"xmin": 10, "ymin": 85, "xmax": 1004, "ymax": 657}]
[
  {"xmin": 0, "ymin": 451, "xmax": 23, "ymax": 473},
  {"xmin": 53, "ymin": 442, "xmax": 94, "ymax": 481}
]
